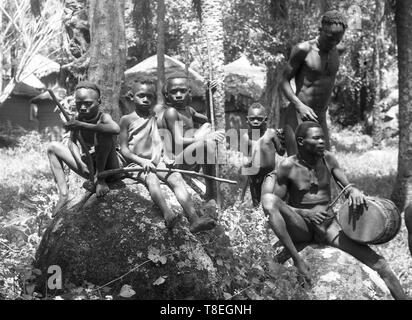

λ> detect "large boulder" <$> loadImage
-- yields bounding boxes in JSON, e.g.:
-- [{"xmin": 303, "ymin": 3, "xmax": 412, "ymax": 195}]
[{"xmin": 34, "ymin": 179, "xmax": 222, "ymax": 299}]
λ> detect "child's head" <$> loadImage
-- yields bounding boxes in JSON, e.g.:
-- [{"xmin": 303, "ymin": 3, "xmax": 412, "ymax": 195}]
[
  {"xmin": 164, "ymin": 72, "xmax": 191, "ymax": 107},
  {"xmin": 129, "ymin": 79, "xmax": 156, "ymax": 110},
  {"xmin": 247, "ymin": 103, "xmax": 267, "ymax": 128},
  {"xmin": 74, "ymin": 81, "xmax": 101, "ymax": 119}
]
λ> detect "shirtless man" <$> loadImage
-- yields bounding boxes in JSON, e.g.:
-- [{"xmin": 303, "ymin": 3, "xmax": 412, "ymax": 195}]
[
  {"xmin": 405, "ymin": 204, "xmax": 412, "ymax": 256},
  {"xmin": 119, "ymin": 79, "xmax": 215, "ymax": 233},
  {"xmin": 157, "ymin": 72, "xmax": 225, "ymax": 201},
  {"xmin": 261, "ymin": 121, "xmax": 407, "ymax": 299},
  {"xmin": 241, "ymin": 103, "xmax": 285, "ymax": 207},
  {"xmin": 47, "ymin": 81, "xmax": 120, "ymax": 216},
  {"xmin": 280, "ymin": 10, "xmax": 347, "ymax": 155}
]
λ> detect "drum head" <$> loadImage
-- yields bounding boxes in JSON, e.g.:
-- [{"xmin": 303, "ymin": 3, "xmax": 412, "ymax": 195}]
[{"xmin": 338, "ymin": 199, "xmax": 385, "ymax": 244}]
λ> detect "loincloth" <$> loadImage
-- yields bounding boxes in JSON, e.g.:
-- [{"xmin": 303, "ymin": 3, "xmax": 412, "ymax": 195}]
[{"xmin": 249, "ymin": 169, "xmax": 276, "ymax": 186}]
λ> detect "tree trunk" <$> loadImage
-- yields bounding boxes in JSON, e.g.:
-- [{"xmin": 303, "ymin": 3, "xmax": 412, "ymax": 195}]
[
  {"xmin": 156, "ymin": 0, "xmax": 165, "ymax": 106},
  {"xmin": 88, "ymin": 0, "xmax": 126, "ymax": 122},
  {"xmin": 391, "ymin": 0, "xmax": 412, "ymax": 209},
  {"xmin": 199, "ymin": 0, "xmax": 226, "ymax": 207},
  {"xmin": 262, "ymin": 65, "xmax": 282, "ymax": 129},
  {"xmin": 0, "ymin": 10, "xmax": 3, "ymax": 95},
  {"xmin": 199, "ymin": 0, "xmax": 226, "ymax": 133}
]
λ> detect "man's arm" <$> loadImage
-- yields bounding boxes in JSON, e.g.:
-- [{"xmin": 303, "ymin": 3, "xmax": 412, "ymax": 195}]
[
  {"xmin": 274, "ymin": 160, "xmax": 290, "ymax": 201},
  {"xmin": 66, "ymin": 113, "xmax": 120, "ymax": 134},
  {"xmin": 279, "ymin": 42, "xmax": 318, "ymax": 122},
  {"xmin": 325, "ymin": 152, "xmax": 367, "ymax": 208}
]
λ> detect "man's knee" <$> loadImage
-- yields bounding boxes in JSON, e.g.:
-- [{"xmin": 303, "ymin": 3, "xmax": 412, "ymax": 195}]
[
  {"xmin": 261, "ymin": 193, "xmax": 282, "ymax": 213},
  {"xmin": 47, "ymin": 141, "xmax": 63, "ymax": 155},
  {"xmin": 405, "ymin": 203, "xmax": 412, "ymax": 232}
]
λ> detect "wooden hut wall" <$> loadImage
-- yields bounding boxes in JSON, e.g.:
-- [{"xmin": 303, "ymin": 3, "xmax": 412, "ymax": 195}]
[
  {"xmin": 0, "ymin": 95, "xmax": 36, "ymax": 130},
  {"xmin": 37, "ymin": 99, "xmax": 63, "ymax": 132}
]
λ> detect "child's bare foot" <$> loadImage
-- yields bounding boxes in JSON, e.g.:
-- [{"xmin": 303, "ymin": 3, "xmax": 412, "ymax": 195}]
[
  {"xmin": 189, "ymin": 217, "xmax": 216, "ymax": 234},
  {"xmin": 165, "ymin": 212, "xmax": 179, "ymax": 230},
  {"xmin": 52, "ymin": 194, "xmax": 69, "ymax": 217},
  {"xmin": 96, "ymin": 180, "xmax": 110, "ymax": 197}
]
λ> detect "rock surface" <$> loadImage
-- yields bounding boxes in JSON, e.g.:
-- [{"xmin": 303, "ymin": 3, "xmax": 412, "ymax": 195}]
[{"xmin": 34, "ymin": 179, "xmax": 222, "ymax": 299}]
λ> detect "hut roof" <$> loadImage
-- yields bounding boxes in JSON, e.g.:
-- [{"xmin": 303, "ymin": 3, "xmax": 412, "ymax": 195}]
[
  {"xmin": 223, "ymin": 55, "xmax": 266, "ymax": 101},
  {"xmin": 124, "ymin": 55, "xmax": 205, "ymax": 98},
  {"xmin": 20, "ymin": 54, "xmax": 61, "ymax": 80}
]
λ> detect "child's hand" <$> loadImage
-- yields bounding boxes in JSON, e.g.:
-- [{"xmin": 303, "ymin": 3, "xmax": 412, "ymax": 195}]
[
  {"xmin": 64, "ymin": 119, "xmax": 82, "ymax": 131},
  {"xmin": 140, "ymin": 159, "xmax": 156, "ymax": 173}
]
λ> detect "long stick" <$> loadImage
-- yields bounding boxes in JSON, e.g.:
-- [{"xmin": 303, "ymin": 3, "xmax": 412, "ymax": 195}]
[
  {"xmin": 97, "ymin": 167, "xmax": 237, "ymax": 185},
  {"xmin": 47, "ymin": 89, "xmax": 95, "ymax": 182},
  {"xmin": 205, "ymin": 31, "xmax": 222, "ymax": 208}
]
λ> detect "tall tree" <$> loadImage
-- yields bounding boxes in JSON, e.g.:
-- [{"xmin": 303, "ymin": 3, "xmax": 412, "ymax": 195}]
[
  {"xmin": 392, "ymin": 0, "xmax": 412, "ymax": 209},
  {"xmin": 88, "ymin": 0, "xmax": 126, "ymax": 122},
  {"xmin": 195, "ymin": 0, "xmax": 226, "ymax": 207},
  {"xmin": 157, "ymin": 0, "xmax": 166, "ymax": 106}
]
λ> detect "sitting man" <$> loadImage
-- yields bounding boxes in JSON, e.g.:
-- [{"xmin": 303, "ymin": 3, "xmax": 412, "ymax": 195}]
[
  {"xmin": 261, "ymin": 121, "xmax": 407, "ymax": 300},
  {"xmin": 119, "ymin": 79, "xmax": 215, "ymax": 233},
  {"xmin": 241, "ymin": 103, "xmax": 285, "ymax": 207},
  {"xmin": 405, "ymin": 204, "xmax": 412, "ymax": 256},
  {"xmin": 157, "ymin": 72, "xmax": 225, "ymax": 202},
  {"xmin": 47, "ymin": 81, "xmax": 120, "ymax": 216}
]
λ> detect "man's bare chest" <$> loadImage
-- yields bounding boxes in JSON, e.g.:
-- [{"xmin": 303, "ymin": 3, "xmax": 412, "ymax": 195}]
[{"xmin": 304, "ymin": 49, "xmax": 339, "ymax": 78}]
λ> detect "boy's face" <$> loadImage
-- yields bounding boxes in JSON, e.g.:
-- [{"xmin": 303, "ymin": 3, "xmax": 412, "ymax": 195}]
[
  {"xmin": 133, "ymin": 83, "xmax": 155, "ymax": 109},
  {"xmin": 318, "ymin": 23, "xmax": 345, "ymax": 52},
  {"xmin": 166, "ymin": 78, "xmax": 190, "ymax": 107},
  {"xmin": 75, "ymin": 88, "xmax": 100, "ymax": 119},
  {"xmin": 247, "ymin": 107, "xmax": 267, "ymax": 129}
]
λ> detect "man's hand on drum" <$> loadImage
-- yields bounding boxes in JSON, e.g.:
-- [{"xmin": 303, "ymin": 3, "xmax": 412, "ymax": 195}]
[{"xmin": 348, "ymin": 187, "xmax": 367, "ymax": 209}]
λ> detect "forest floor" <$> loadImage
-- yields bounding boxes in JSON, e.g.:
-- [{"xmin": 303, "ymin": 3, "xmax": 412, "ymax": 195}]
[{"xmin": 0, "ymin": 127, "xmax": 411, "ymax": 299}]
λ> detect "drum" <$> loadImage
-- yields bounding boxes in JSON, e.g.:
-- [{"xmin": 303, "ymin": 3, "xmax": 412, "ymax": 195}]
[{"xmin": 337, "ymin": 197, "xmax": 401, "ymax": 245}]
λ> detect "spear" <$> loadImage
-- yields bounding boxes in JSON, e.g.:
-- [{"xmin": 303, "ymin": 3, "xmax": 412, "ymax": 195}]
[{"xmin": 205, "ymin": 32, "xmax": 223, "ymax": 208}]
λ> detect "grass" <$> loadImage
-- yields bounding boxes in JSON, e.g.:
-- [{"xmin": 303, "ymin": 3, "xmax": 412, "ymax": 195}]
[{"xmin": 0, "ymin": 127, "xmax": 411, "ymax": 299}]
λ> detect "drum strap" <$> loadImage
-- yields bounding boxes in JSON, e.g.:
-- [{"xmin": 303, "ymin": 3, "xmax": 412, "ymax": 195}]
[{"xmin": 322, "ymin": 157, "xmax": 355, "ymax": 219}]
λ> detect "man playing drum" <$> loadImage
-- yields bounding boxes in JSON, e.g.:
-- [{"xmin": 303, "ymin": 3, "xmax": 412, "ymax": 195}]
[{"xmin": 262, "ymin": 121, "xmax": 407, "ymax": 299}]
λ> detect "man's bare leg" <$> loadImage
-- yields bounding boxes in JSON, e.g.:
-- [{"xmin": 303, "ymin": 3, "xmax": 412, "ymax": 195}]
[
  {"xmin": 405, "ymin": 204, "xmax": 412, "ymax": 256},
  {"xmin": 261, "ymin": 193, "xmax": 314, "ymax": 281},
  {"xmin": 94, "ymin": 133, "xmax": 120, "ymax": 197},
  {"xmin": 47, "ymin": 141, "xmax": 89, "ymax": 216},
  {"xmin": 325, "ymin": 221, "xmax": 407, "ymax": 300},
  {"xmin": 160, "ymin": 171, "xmax": 215, "ymax": 233}
]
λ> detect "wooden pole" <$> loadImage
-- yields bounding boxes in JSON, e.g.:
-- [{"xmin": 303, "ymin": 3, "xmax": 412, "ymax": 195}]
[{"xmin": 156, "ymin": 0, "xmax": 166, "ymax": 106}]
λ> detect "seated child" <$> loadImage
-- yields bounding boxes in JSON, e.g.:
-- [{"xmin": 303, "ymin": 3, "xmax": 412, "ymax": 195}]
[
  {"xmin": 119, "ymin": 79, "xmax": 216, "ymax": 233},
  {"xmin": 241, "ymin": 103, "xmax": 285, "ymax": 207},
  {"xmin": 47, "ymin": 81, "xmax": 121, "ymax": 216}
]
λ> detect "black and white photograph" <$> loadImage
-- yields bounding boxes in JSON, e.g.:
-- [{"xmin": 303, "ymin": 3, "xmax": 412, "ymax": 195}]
[{"xmin": 0, "ymin": 0, "xmax": 411, "ymax": 306}]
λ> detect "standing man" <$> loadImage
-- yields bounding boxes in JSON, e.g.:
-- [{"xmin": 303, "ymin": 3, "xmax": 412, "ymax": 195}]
[{"xmin": 280, "ymin": 10, "xmax": 347, "ymax": 155}]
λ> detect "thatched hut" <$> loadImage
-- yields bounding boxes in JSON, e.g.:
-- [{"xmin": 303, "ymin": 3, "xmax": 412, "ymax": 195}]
[
  {"xmin": 123, "ymin": 54, "xmax": 266, "ymax": 133},
  {"xmin": 0, "ymin": 55, "xmax": 62, "ymax": 133},
  {"xmin": 223, "ymin": 55, "xmax": 266, "ymax": 132}
]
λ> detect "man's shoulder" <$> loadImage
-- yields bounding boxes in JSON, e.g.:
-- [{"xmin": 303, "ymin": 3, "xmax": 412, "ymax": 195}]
[
  {"xmin": 119, "ymin": 112, "xmax": 136, "ymax": 124},
  {"xmin": 293, "ymin": 40, "xmax": 312, "ymax": 54},
  {"xmin": 278, "ymin": 155, "xmax": 297, "ymax": 172}
]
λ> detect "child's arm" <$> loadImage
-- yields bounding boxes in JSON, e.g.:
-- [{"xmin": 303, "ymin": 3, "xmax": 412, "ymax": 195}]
[
  {"xmin": 65, "ymin": 113, "xmax": 120, "ymax": 135},
  {"xmin": 190, "ymin": 107, "xmax": 209, "ymax": 124},
  {"xmin": 119, "ymin": 116, "xmax": 156, "ymax": 172},
  {"xmin": 270, "ymin": 129, "xmax": 286, "ymax": 156}
]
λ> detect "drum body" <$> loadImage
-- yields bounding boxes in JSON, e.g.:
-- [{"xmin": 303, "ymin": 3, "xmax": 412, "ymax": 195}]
[{"xmin": 337, "ymin": 197, "xmax": 401, "ymax": 245}]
